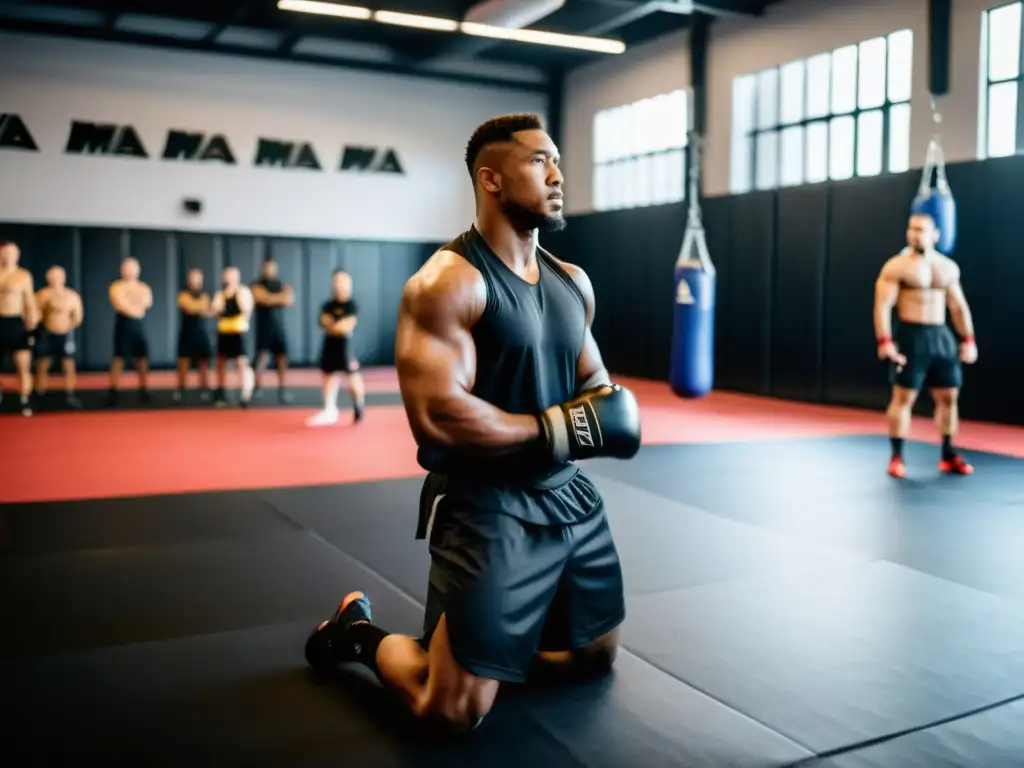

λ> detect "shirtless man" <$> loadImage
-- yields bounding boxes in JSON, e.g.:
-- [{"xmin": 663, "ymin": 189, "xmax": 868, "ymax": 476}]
[
  {"xmin": 34, "ymin": 265, "xmax": 84, "ymax": 408},
  {"xmin": 211, "ymin": 266, "xmax": 256, "ymax": 408},
  {"xmin": 874, "ymin": 213, "xmax": 977, "ymax": 478},
  {"xmin": 0, "ymin": 241, "xmax": 39, "ymax": 416},
  {"xmin": 108, "ymin": 257, "xmax": 154, "ymax": 405},
  {"xmin": 251, "ymin": 258, "xmax": 295, "ymax": 403}
]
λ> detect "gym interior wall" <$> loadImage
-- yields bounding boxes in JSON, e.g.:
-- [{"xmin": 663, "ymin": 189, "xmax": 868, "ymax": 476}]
[
  {"xmin": 544, "ymin": 154, "xmax": 1024, "ymax": 427},
  {"xmin": 0, "ymin": 222, "xmax": 438, "ymax": 371}
]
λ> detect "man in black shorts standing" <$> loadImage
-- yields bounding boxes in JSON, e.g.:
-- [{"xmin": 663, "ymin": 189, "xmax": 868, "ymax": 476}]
[
  {"xmin": 252, "ymin": 257, "xmax": 294, "ymax": 404},
  {"xmin": 173, "ymin": 268, "xmax": 214, "ymax": 403},
  {"xmin": 304, "ymin": 114, "xmax": 642, "ymax": 731},
  {"xmin": 34, "ymin": 265, "xmax": 84, "ymax": 408},
  {"xmin": 305, "ymin": 269, "xmax": 365, "ymax": 426},
  {"xmin": 211, "ymin": 266, "xmax": 255, "ymax": 408},
  {"xmin": 107, "ymin": 257, "xmax": 153, "ymax": 405}
]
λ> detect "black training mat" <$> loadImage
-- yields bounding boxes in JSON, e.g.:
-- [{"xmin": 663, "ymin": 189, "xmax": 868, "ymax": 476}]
[
  {"xmin": 805, "ymin": 697, "xmax": 1024, "ymax": 767},
  {"xmin": 4, "ymin": 437, "xmax": 1024, "ymax": 765},
  {"xmin": 620, "ymin": 559, "xmax": 1024, "ymax": 755},
  {"xmin": 22, "ymin": 387, "xmax": 403, "ymax": 413}
]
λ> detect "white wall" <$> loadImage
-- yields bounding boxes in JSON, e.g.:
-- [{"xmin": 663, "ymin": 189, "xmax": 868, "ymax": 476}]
[
  {"xmin": 0, "ymin": 33, "xmax": 548, "ymax": 241},
  {"xmin": 562, "ymin": 0, "xmax": 996, "ymax": 210}
]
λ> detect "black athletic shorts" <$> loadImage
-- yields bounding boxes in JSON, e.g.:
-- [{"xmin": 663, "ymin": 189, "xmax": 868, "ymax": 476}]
[
  {"xmin": 113, "ymin": 315, "xmax": 149, "ymax": 360},
  {"xmin": 0, "ymin": 315, "xmax": 30, "ymax": 358},
  {"xmin": 320, "ymin": 336, "xmax": 358, "ymax": 374},
  {"xmin": 420, "ymin": 470, "xmax": 626, "ymax": 683},
  {"xmin": 36, "ymin": 330, "xmax": 76, "ymax": 360},
  {"xmin": 256, "ymin": 323, "xmax": 288, "ymax": 357},
  {"xmin": 178, "ymin": 328, "xmax": 213, "ymax": 362},
  {"xmin": 217, "ymin": 332, "xmax": 246, "ymax": 359},
  {"xmin": 891, "ymin": 321, "xmax": 962, "ymax": 391}
]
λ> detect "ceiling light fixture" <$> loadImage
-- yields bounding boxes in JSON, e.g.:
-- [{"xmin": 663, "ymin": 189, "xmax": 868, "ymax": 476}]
[
  {"xmin": 276, "ymin": 0, "xmax": 371, "ymax": 20},
  {"xmin": 374, "ymin": 11, "xmax": 460, "ymax": 32},
  {"xmin": 277, "ymin": 1, "xmax": 625, "ymax": 55},
  {"xmin": 460, "ymin": 21, "xmax": 625, "ymax": 54}
]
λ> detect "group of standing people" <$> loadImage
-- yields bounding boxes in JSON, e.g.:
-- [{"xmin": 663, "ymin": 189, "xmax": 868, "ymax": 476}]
[{"xmin": 0, "ymin": 244, "xmax": 364, "ymax": 422}]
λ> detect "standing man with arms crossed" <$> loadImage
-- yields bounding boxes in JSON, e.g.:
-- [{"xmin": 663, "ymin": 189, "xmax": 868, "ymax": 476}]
[
  {"xmin": 34, "ymin": 265, "xmax": 84, "ymax": 408},
  {"xmin": 252, "ymin": 257, "xmax": 294, "ymax": 404},
  {"xmin": 304, "ymin": 114, "xmax": 641, "ymax": 732},
  {"xmin": 108, "ymin": 257, "xmax": 154, "ymax": 405},
  {"xmin": 173, "ymin": 268, "xmax": 214, "ymax": 403},
  {"xmin": 874, "ymin": 212, "xmax": 978, "ymax": 478},
  {"xmin": 211, "ymin": 266, "xmax": 255, "ymax": 408},
  {"xmin": 0, "ymin": 241, "xmax": 39, "ymax": 416},
  {"xmin": 306, "ymin": 269, "xmax": 365, "ymax": 426}
]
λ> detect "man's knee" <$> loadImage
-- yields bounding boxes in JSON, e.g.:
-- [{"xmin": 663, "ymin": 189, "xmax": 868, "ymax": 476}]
[
  {"xmin": 579, "ymin": 628, "xmax": 620, "ymax": 672},
  {"xmin": 889, "ymin": 386, "xmax": 917, "ymax": 409},
  {"xmin": 932, "ymin": 387, "xmax": 958, "ymax": 407}
]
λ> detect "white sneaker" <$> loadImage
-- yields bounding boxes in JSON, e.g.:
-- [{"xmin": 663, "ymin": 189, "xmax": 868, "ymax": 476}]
[{"xmin": 306, "ymin": 409, "xmax": 340, "ymax": 427}]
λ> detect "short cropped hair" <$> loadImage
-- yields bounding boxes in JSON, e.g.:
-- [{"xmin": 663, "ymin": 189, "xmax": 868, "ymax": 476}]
[{"xmin": 465, "ymin": 113, "xmax": 545, "ymax": 177}]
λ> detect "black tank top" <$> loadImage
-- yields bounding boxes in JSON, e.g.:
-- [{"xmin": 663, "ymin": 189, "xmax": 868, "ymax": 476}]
[
  {"xmin": 180, "ymin": 290, "xmax": 204, "ymax": 333},
  {"xmin": 222, "ymin": 293, "xmax": 241, "ymax": 318},
  {"xmin": 440, "ymin": 227, "xmax": 599, "ymax": 526}
]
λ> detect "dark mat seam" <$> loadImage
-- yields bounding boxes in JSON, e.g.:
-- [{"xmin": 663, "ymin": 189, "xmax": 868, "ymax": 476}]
[
  {"xmin": 618, "ymin": 644, "xmax": 818, "ymax": 759},
  {"xmin": 784, "ymin": 690, "xmax": 1024, "ymax": 765}
]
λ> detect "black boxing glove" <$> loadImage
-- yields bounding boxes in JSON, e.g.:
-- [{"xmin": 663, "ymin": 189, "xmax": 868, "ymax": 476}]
[{"xmin": 539, "ymin": 384, "xmax": 641, "ymax": 463}]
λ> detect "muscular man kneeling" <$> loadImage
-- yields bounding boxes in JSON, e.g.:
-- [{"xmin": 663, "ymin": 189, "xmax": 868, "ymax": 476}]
[{"xmin": 303, "ymin": 115, "xmax": 641, "ymax": 733}]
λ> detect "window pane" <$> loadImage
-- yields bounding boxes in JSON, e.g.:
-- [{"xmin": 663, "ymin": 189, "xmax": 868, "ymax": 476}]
[
  {"xmin": 606, "ymin": 161, "xmax": 623, "ymax": 209},
  {"xmin": 633, "ymin": 98, "xmax": 656, "ymax": 155},
  {"xmin": 650, "ymin": 152, "xmax": 671, "ymax": 205},
  {"xmin": 888, "ymin": 102, "xmax": 911, "ymax": 172},
  {"xmin": 633, "ymin": 154, "xmax": 653, "ymax": 208},
  {"xmin": 858, "ymin": 36, "xmax": 887, "ymax": 109},
  {"xmin": 856, "ymin": 109, "xmax": 884, "ymax": 176},
  {"xmin": 780, "ymin": 125, "xmax": 804, "ymax": 186},
  {"xmin": 806, "ymin": 122, "xmax": 829, "ymax": 183},
  {"xmin": 829, "ymin": 115, "xmax": 855, "ymax": 180},
  {"xmin": 806, "ymin": 53, "xmax": 831, "ymax": 118},
  {"xmin": 593, "ymin": 110, "xmax": 609, "ymax": 163},
  {"xmin": 987, "ymin": 81, "xmax": 1018, "ymax": 157},
  {"xmin": 666, "ymin": 148, "xmax": 686, "ymax": 202},
  {"xmin": 887, "ymin": 29, "xmax": 913, "ymax": 103},
  {"xmin": 757, "ymin": 68, "xmax": 779, "ymax": 129},
  {"xmin": 666, "ymin": 89, "xmax": 689, "ymax": 150},
  {"xmin": 731, "ymin": 135, "xmax": 754, "ymax": 193},
  {"xmin": 732, "ymin": 74, "xmax": 757, "ymax": 134},
  {"xmin": 831, "ymin": 45, "xmax": 858, "ymax": 114},
  {"xmin": 604, "ymin": 108, "xmax": 624, "ymax": 162},
  {"xmin": 756, "ymin": 130, "xmax": 779, "ymax": 190},
  {"xmin": 988, "ymin": 2, "xmax": 1022, "ymax": 82},
  {"xmin": 593, "ymin": 163, "xmax": 611, "ymax": 210},
  {"xmin": 780, "ymin": 60, "xmax": 806, "ymax": 125}
]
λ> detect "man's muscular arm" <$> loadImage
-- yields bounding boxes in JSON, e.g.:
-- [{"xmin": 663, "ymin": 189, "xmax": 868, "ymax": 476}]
[
  {"xmin": 873, "ymin": 260, "xmax": 901, "ymax": 341},
  {"xmin": 395, "ymin": 256, "xmax": 540, "ymax": 452},
  {"xmin": 559, "ymin": 262, "xmax": 610, "ymax": 390},
  {"xmin": 22, "ymin": 273, "xmax": 39, "ymax": 330},
  {"xmin": 141, "ymin": 283, "xmax": 153, "ymax": 310},
  {"xmin": 70, "ymin": 291, "xmax": 83, "ymax": 327},
  {"xmin": 945, "ymin": 269, "xmax": 975, "ymax": 340}
]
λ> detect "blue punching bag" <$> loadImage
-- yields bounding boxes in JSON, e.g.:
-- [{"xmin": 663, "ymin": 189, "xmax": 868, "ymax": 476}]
[
  {"xmin": 669, "ymin": 131, "xmax": 716, "ymax": 399},
  {"xmin": 670, "ymin": 253, "xmax": 716, "ymax": 398},
  {"xmin": 910, "ymin": 138, "xmax": 957, "ymax": 254}
]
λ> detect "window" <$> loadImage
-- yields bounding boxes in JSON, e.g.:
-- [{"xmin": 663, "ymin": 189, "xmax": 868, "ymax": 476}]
[
  {"xmin": 730, "ymin": 30, "xmax": 914, "ymax": 193},
  {"xmin": 593, "ymin": 89, "xmax": 688, "ymax": 211},
  {"xmin": 980, "ymin": 2, "xmax": 1024, "ymax": 158}
]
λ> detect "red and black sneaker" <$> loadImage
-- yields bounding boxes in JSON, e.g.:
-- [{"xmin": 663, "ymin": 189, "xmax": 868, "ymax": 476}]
[
  {"xmin": 304, "ymin": 590, "xmax": 373, "ymax": 673},
  {"xmin": 887, "ymin": 457, "xmax": 907, "ymax": 478},
  {"xmin": 938, "ymin": 454, "xmax": 974, "ymax": 475}
]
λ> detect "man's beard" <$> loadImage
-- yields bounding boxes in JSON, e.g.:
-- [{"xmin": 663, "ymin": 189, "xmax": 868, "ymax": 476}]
[
  {"xmin": 501, "ymin": 198, "xmax": 567, "ymax": 234},
  {"xmin": 911, "ymin": 243, "xmax": 926, "ymax": 254}
]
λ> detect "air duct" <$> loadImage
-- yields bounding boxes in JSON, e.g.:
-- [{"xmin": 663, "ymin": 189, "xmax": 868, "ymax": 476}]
[{"xmin": 463, "ymin": 0, "xmax": 566, "ymax": 30}]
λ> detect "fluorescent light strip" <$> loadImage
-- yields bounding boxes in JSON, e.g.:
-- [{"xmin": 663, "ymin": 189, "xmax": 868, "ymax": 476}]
[
  {"xmin": 460, "ymin": 21, "xmax": 624, "ymax": 54},
  {"xmin": 276, "ymin": 0, "xmax": 371, "ymax": 20},
  {"xmin": 277, "ymin": 1, "xmax": 624, "ymax": 54},
  {"xmin": 375, "ymin": 11, "xmax": 459, "ymax": 32}
]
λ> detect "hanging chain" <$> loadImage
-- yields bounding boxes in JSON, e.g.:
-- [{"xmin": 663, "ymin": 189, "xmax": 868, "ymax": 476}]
[{"xmin": 686, "ymin": 131, "xmax": 703, "ymax": 231}]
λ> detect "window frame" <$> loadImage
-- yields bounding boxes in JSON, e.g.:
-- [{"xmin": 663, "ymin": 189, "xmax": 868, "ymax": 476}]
[
  {"xmin": 732, "ymin": 30, "xmax": 913, "ymax": 193},
  {"xmin": 979, "ymin": 1, "xmax": 1024, "ymax": 158},
  {"xmin": 592, "ymin": 89, "xmax": 691, "ymax": 212}
]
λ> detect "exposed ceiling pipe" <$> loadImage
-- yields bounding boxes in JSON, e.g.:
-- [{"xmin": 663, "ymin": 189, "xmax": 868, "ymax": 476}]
[{"xmin": 462, "ymin": 0, "xmax": 566, "ymax": 29}]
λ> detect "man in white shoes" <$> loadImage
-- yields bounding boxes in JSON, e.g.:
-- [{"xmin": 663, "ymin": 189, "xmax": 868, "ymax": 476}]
[{"xmin": 306, "ymin": 269, "xmax": 365, "ymax": 426}]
